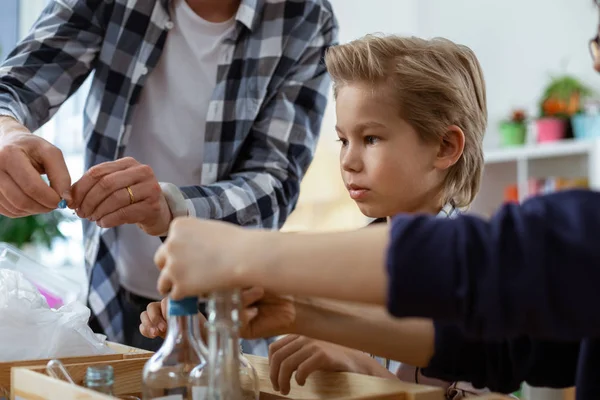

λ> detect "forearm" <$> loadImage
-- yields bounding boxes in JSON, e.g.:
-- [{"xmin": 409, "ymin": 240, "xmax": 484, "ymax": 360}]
[
  {"xmin": 290, "ymin": 298, "xmax": 434, "ymax": 367},
  {"xmin": 243, "ymin": 227, "xmax": 389, "ymax": 304}
]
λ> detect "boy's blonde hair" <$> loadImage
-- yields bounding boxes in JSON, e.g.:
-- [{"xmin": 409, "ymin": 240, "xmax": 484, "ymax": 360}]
[{"xmin": 325, "ymin": 34, "xmax": 487, "ymax": 208}]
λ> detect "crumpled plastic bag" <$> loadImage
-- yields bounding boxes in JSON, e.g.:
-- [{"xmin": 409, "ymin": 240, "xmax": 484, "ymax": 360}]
[{"xmin": 0, "ymin": 269, "xmax": 115, "ymax": 361}]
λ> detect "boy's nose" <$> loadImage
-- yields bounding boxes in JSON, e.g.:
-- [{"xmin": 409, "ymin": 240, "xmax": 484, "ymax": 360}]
[{"xmin": 341, "ymin": 148, "xmax": 363, "ymax": 172}]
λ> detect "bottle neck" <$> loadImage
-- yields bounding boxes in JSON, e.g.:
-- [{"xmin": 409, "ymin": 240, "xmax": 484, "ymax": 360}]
[
  {"xmin": 207, "ymin": 290, "xmax": 243, "ymax": 394},
  {"xmin": 165, "ymin": 297, "xmax": 202, "ymax": 345}
]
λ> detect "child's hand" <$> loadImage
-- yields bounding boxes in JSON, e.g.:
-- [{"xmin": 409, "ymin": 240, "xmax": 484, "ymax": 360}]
[
  {"xmin": 154, "ymin": 217, "xmax": 264, "ymax": 298},
  {"xmin": 139, "ymin": 287, "xmax": 266, "ymax": 340},
  {"xmin": 268, "ymin": 335, "xmax": 389, "ymax": 395},
  {"xmin": 139, "ymin": 298, "xmax": 170, "ymax": 339}
]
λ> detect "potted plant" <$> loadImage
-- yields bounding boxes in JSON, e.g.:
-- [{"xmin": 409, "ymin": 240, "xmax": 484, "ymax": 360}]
[
  {"xmin": 499, "ymin": 109, "xmax": 527, "ymax": 147},
  {"xmin": 537, "ymin": 75, "xmax": 593, "ymax": 143},
  {"xmin": 0, "ymin": 213, "xmax": 68, "ymax": 256}
]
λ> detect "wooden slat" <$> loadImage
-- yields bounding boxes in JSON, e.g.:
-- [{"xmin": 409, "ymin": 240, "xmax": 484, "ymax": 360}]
[
  {"xmin": 13, "ymin": 355, "xmax": 446, "ymax": 400},
  {"xmin": 0, "ymin": 341, "xmax": 152, "ymax": 391}
]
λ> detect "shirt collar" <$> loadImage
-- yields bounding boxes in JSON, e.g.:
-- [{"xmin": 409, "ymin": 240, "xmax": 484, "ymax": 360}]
[
  {"xmin": 437, "ymin": 202, "xmax": 459, "ymax": 219},
  {"xmin": 162, "ymin": 0, "xmax": 264, "ymax": 32}
]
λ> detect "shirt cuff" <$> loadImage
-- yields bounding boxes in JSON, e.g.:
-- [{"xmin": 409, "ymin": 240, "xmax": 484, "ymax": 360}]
[
  {"xmin": 0, "ymin": 110, "xmax": 21, "ymax": 124},
  {"xmin": 159, "ymin": 182, "xmax": 189, "ymax": 236}
]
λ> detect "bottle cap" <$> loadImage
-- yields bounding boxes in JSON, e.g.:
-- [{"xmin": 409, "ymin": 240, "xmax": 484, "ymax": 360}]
[{"xmin": 168, "ymin": 296, "xmax": 199, "ymax": 316}]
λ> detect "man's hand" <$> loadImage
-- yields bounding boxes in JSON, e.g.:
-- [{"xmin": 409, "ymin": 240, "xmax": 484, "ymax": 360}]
[
  {"xmin": 70, "ymin": 157, "xmax": 171, "ymax": 235},
  {"xmin": 0, "ymin": 116, "xmax": 71, "ymax": 217}
]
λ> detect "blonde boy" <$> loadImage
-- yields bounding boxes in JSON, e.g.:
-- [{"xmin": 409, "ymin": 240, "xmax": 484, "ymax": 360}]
[
  {"xmin": 140, "ymin": 34, "xmax": 489, "ymax": 398},
  {"xmin": 267, "ymin": 34, "xmax": 488, "ymax": 398}
]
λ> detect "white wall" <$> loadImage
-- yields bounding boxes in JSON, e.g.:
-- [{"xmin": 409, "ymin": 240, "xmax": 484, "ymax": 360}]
[
  {"xmin": 327, "ymin": 0, "xmax": 600, "ymax": 149},
  {"xmin": 417, "ymin": 0, "xmax": 600, "ymax": 148},
  {"xmin": 323, "ymin": 0, "xmax": 420, "ymax": 149}
]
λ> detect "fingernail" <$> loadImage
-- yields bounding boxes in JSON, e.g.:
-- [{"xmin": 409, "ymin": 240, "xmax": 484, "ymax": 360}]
[
  {"xmin": 159, "ymin": 322, "xmax": 167, "ymax": 331},
  {"xmin": 89, "ymin": 216, "xmax": 96, "ymax": 222},
  {"xmin": 61, "ymin": 191, "xmax": 72, "ymax": 202},
  {"xmin": 57, "ymin": 199, "xmax": 67, "ymax": 209}
]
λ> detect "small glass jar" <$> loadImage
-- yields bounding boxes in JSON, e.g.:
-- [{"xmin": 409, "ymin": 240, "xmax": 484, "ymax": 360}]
[{"xmin": 84, "ymin": 365, "xmax": 115, "ymax": 395}]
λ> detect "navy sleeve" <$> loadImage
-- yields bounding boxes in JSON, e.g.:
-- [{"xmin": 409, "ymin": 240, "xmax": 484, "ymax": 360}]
[
  {"xmin": 386, "ymin": 189, "xmax": 600, "ymax": 341},
  {"xmin": 421, "ymin": 323, "xmax": 579, "ymax": 393}
]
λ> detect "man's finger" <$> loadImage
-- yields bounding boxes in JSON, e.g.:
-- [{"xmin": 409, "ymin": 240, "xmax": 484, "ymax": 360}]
[
  {"xmin": 71, "ymin": 157, "xmax": 137, "ymax": 209},
  {"xmin": 88, "ymin": 181, "xmax": 153, "ymax": 221},
  {"xmin": 0, "ymin": 199, "xmax": 21, "ymax": 218},
  {"xmin": 38, "ymin": 145, "xmax": 71, "ymax": 201},
  {"xmin": 6, "ymin": 150, "xmax": 61, "ymax": 209},
  {"xmin": 0, "ymin": 171, "xmax": 54, "ymax": 214},
  {"xmin": 95, "ymin": 200, "xmax": 152, "ymax": 229}
]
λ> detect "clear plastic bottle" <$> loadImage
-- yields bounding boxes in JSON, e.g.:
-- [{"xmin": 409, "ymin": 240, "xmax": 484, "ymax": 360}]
[
  {"xmin": 142, "ymin": 296, "xmax": 208, "ymax": 400},
  {"xmin": 205, "ymin": 290, "xmax": 259, "ymax": 400}
]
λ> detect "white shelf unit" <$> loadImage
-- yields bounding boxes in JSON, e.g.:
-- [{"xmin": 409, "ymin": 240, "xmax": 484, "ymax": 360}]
[{"xmin": 469, "ymin": 139, "xmax": 600, "ymax": 217}]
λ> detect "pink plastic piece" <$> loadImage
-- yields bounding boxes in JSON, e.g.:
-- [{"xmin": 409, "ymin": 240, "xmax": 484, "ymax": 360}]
[{"xmin": 33, "ymin": 283, "xmax": 64, "ymax": 309}]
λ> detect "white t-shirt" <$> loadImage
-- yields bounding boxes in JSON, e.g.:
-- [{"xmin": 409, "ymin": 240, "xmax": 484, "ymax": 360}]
[{"xmin": 116, "ymin": 0, "xmax": 235, "ymax": 299}]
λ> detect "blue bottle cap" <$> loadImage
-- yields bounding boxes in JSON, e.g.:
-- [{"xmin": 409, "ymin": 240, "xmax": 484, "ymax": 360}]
[
  {"xmin": 168, "ymin": 296, "xmax": 199, "ymax": 316},
  {"xmin": 57, "ymin": 199, "xmax": 67, "ymax": 209}
]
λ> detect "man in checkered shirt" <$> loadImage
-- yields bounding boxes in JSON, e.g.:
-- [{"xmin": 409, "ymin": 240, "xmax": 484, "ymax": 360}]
[{"xmin": 0, "ymin": 0, "xmax": 338, "ymax": 354}]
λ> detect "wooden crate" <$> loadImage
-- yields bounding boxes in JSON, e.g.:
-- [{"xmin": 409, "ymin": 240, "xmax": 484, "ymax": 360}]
[
  {"xmin": 12, "ymin": 354, "xmax": 446, "ymax": 400},
  {"xmin": 0, "ymin": 341, "xmax": 151, "ymax": 396}
]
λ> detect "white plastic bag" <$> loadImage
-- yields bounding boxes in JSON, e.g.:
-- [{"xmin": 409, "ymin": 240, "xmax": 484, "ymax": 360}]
[{"xmin": 0, "ymin": 269, "xmax": 115, "ymax": 361}]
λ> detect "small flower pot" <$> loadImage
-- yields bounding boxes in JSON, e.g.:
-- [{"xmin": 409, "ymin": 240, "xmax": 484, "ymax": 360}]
[
  {"xmin": 536, "ymin": 117, "xmax": 567, "ymax": 143},
  {"xmin": 571, "ymin": 114, "xmax": 600, "ymax": 140},
  {"xmin": 499, "ymin": 122, "xmax": 527, "ymax": 147}
]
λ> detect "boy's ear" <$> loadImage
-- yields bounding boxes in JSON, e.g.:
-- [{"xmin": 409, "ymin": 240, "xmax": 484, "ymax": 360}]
[{"xmin": 434, "ymin": 125, "xmax": 465, "ymax": 171}]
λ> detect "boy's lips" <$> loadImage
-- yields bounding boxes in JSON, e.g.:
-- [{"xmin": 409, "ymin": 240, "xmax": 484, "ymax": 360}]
[{"xmin": 346, "ymin": 184, "xmax": 370, "ymax": 200}]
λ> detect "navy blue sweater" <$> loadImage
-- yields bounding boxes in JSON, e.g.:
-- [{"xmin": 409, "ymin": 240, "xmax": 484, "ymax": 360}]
[{"xmin": 386, "ymin": 190, "xmax": 600, "ymax": 398}]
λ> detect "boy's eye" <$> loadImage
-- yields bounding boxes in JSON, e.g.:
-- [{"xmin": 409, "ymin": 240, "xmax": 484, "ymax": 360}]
[
  {"xmin": 365, "ymin": 136, "xmax": 379, "ymax": 145},
  {"xmin": 336, "ymin": 138, "xmax": 348, "ymax": 147}
]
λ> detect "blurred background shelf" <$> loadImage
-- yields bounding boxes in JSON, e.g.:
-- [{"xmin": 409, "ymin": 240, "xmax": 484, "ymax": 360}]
[
  {"xmin": 470, "ymin": 139, "xmax": 600, "ymax": 217},
  {"xmin": 484, "ymin": 139, "xmax": 594, "ymax": 163}
]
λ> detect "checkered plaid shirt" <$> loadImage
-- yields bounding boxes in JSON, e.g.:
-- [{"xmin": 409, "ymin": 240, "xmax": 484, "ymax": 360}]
[{"xmin": 0, "ymin": 0, "xmax": 338, "ymax": 346}]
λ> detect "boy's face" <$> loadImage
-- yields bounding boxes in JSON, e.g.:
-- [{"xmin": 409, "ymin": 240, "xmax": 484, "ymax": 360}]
[{"xmin": 335, "ymin": 84, "xmax": 446, "ymax": 218}]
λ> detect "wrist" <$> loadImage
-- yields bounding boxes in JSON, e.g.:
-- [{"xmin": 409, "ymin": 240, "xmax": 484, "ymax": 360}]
[{"xmin": 0, "ymin": 115, "xmax": 29, "ymax": 139}]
